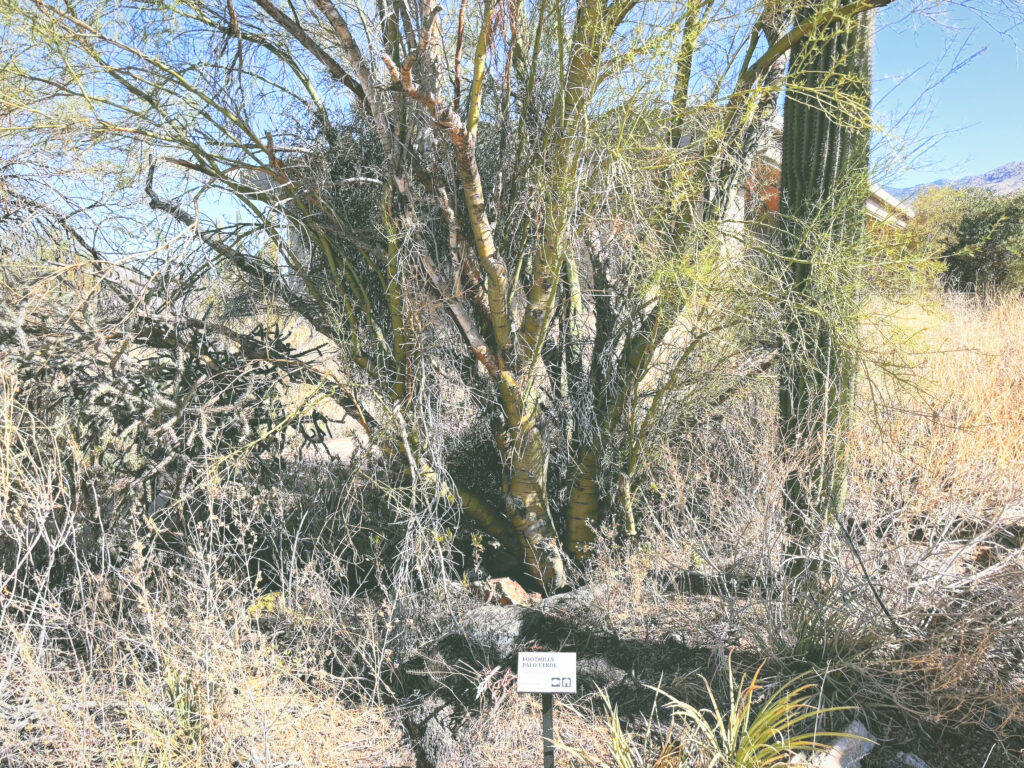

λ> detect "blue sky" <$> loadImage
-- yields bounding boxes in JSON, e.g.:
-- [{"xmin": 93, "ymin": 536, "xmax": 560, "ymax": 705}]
[{"xmin": 874, "ymin": 2, "xmax": 1023, "ymax": 188}]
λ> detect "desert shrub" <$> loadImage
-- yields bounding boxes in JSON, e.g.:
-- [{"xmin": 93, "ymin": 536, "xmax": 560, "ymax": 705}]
[
  {"xmin": 909, "ymin": 187, "xmax": 1024, "ymax": 291},
  {"xmin": 587, "ymin": 292, "xmax": 1024, "ymax": 742},
  {"xmin": 0, "ymin": 301, "xmax": 291, "ymax": 591},
  {"xmin": 728, "ymin": 294, "xmax": 1023, "ymax": 738},
  {"xmin": 0, "ymin": 257, "xmax": 427, "ymax": 597},
  {"xmin": 0, "ymin": 557, "xmax": 414, "ymax": 768}
]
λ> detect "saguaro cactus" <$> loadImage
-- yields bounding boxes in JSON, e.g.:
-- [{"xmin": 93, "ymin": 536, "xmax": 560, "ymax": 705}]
[{"xmin": 778, "ymin": 3, "xmax": 874, "ymax": 571}]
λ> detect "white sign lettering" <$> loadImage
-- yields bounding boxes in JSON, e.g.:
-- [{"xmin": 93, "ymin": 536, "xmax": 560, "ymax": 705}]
[{"xmin": 517, "ymin": 652, "xmax": 577, "ymax": 693}]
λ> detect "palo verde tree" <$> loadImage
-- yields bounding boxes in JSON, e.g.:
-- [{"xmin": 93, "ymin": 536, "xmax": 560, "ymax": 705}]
[
  {"xmin": 777, "ymin": 1, "xmax": 875, "ymax": 571},
  {"xmin": 2, "ymin": 0, "xmax": 892, "ymax": 591}
]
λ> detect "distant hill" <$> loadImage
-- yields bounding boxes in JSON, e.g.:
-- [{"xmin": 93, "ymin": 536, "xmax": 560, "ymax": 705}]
[{"xmin": 887, "ymin": 161, "xmax": 1024, "ymax": 201}]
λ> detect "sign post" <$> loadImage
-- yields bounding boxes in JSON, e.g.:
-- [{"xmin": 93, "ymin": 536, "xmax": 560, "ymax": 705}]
[
  {"xmin": 517, "ymin": 652, "xmax": 577, "ymax": 768},
  {"xmin": 542, "ymin": 692, "xmax": 553, "ymax": 768}
]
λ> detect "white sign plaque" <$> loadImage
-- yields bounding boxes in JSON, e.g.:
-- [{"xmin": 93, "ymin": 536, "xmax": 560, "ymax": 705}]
[{"xmin": 517, "ymin": 652, "xmax": 577, "ymax": 694}]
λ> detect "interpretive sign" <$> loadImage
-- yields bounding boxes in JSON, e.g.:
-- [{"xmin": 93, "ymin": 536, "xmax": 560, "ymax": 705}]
[
  {"xmin": 517, "ymin": 651, "xmax": 577, "ymax": 693},
  {"xmin": 517, "ymin": 652, "xmax": 577, "ymax": 768}
]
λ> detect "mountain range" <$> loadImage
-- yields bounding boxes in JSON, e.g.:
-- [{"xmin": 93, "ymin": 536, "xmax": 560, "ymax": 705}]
[{"xmin": 887, "ymin": 161, "xmax": 1024, "ymax": 201}]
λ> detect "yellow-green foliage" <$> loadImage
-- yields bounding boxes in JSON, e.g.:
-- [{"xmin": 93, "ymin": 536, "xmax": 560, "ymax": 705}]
[
  {"xmin": 565, "ymin": 659, "xmax": 855, "ymax": 768},
  {"xmin": 907, "ymin": 187, "xmax": 1024, "ymax": 290}
]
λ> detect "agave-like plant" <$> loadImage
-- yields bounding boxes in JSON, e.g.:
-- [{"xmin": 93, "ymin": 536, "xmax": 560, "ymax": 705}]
[
  {"xmin": 561, "ymin": 657, "xmax": 861, "ymax": 768},
  {"xmin": 660, "ymin": 657, "xmax": 857, "ymax": 768}
]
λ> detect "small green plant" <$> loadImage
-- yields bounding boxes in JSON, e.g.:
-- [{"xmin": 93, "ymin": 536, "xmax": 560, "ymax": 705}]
[
  {"xmin": 662, "ymin": 659, "xmax": 851, "ymax": 768},
  {"xmin": 566, "ymin": 658, "xmax": 853, "ymax": 768},
  {"xmin": 163, "ymin": 664, "xmax": 205, "ymax": 746}
]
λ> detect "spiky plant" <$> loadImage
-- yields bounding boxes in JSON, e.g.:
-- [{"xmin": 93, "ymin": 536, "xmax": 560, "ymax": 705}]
[
  {"xmin": 563, "ymin": 659, "xmax": 855, "ymax": 768},
  {"xmin": 777, "ymin": 2, "xmax": 876, "ymax": 572},
  {"xmin": 661, "ymin": 660, "xmax": 855, "ymax": 768}
]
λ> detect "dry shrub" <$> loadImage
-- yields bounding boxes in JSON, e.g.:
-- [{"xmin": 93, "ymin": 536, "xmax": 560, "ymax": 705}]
[
  {"xmin": 3, "ymin": 287, "xmax": 1022, "ymax": 767},
  {"xmin": 460, "ymin": 693, "xmax": 612, "ymax": 768},
  {"xmin": 0, "ymin": 557, "xmax": 414, "ymax": 768},
  {"xmin": 586, "ymin": 292, "xmax": 1024, "ymax": 741},
  {"xmin": 733, "ymin": 293, "xmax": 1024, "ymax": 737},
  {"xmin": 0, "ymin": 359, "xmax": 417, "ymax": 766},
  {"xmin": 839, "ymin": 293, "xmax": 1024, "ymax": 735}
]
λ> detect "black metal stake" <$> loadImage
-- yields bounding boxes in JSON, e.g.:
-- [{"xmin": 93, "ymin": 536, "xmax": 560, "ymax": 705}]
[{"xmin": 542, "ymin": 692, "xmax": 554, "ymax": 768}]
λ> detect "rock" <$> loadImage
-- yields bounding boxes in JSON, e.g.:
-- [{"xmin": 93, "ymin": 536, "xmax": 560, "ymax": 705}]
[
  {"xmin": 809, "ymin": 719, "xmax": 876, "ymax": 768},
  {"xmin": 414, "ymin": 601, "xmax": 579, "ymax": 678},
  {"xmin": 402, "ymin": 693, "xmax": 461, "ymax": 768},
  {"xmin": 538, "ymin": 585, "xmax": 597, "ymax": 616},
  {"xmin": 887, "ymin": 753, "xmax": 930, "ymax": 768},
  {"xmin": 576, "ymin": 656, "xmax": 629, "ymax": 689},
  {"xmin": 466, "ymin": 577, "xmax": 540, "ymax": 607},
  {"xmin": 398, "ymin": 602, "xmax": 582, "ymax": 767},
  {"xmin": 459, "ymin": 604, "xmax": 537, "ymax": 660}
]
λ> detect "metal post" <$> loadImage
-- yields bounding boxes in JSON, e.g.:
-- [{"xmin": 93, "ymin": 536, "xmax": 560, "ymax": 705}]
[{"xmin": 542, "ymin": 692, "xmax": 554, "ymax": 768}]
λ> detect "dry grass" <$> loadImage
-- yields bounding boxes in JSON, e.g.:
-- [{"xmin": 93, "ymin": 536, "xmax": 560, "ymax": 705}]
[
  {"xmin": 856, "ymin": 293, "xmax": 1024, "ymax": 519},
  {"xmin": 0, "ymin": 567, "xmax": 414, "ymax": 768},
  {"xmin": 438, "ymin": 694, "xmax": 614, "ymax": 768},
  {"xmin": 2, "ymin": 292, "xmax": 1023, "ymax": 767},
  {"xmin": 840, "ymin": 293, "xmax": 1024, "ymax": 734},
  {"xmin": 578, "ymin": 293, "xmax": 1024, "ymax": 743}
]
